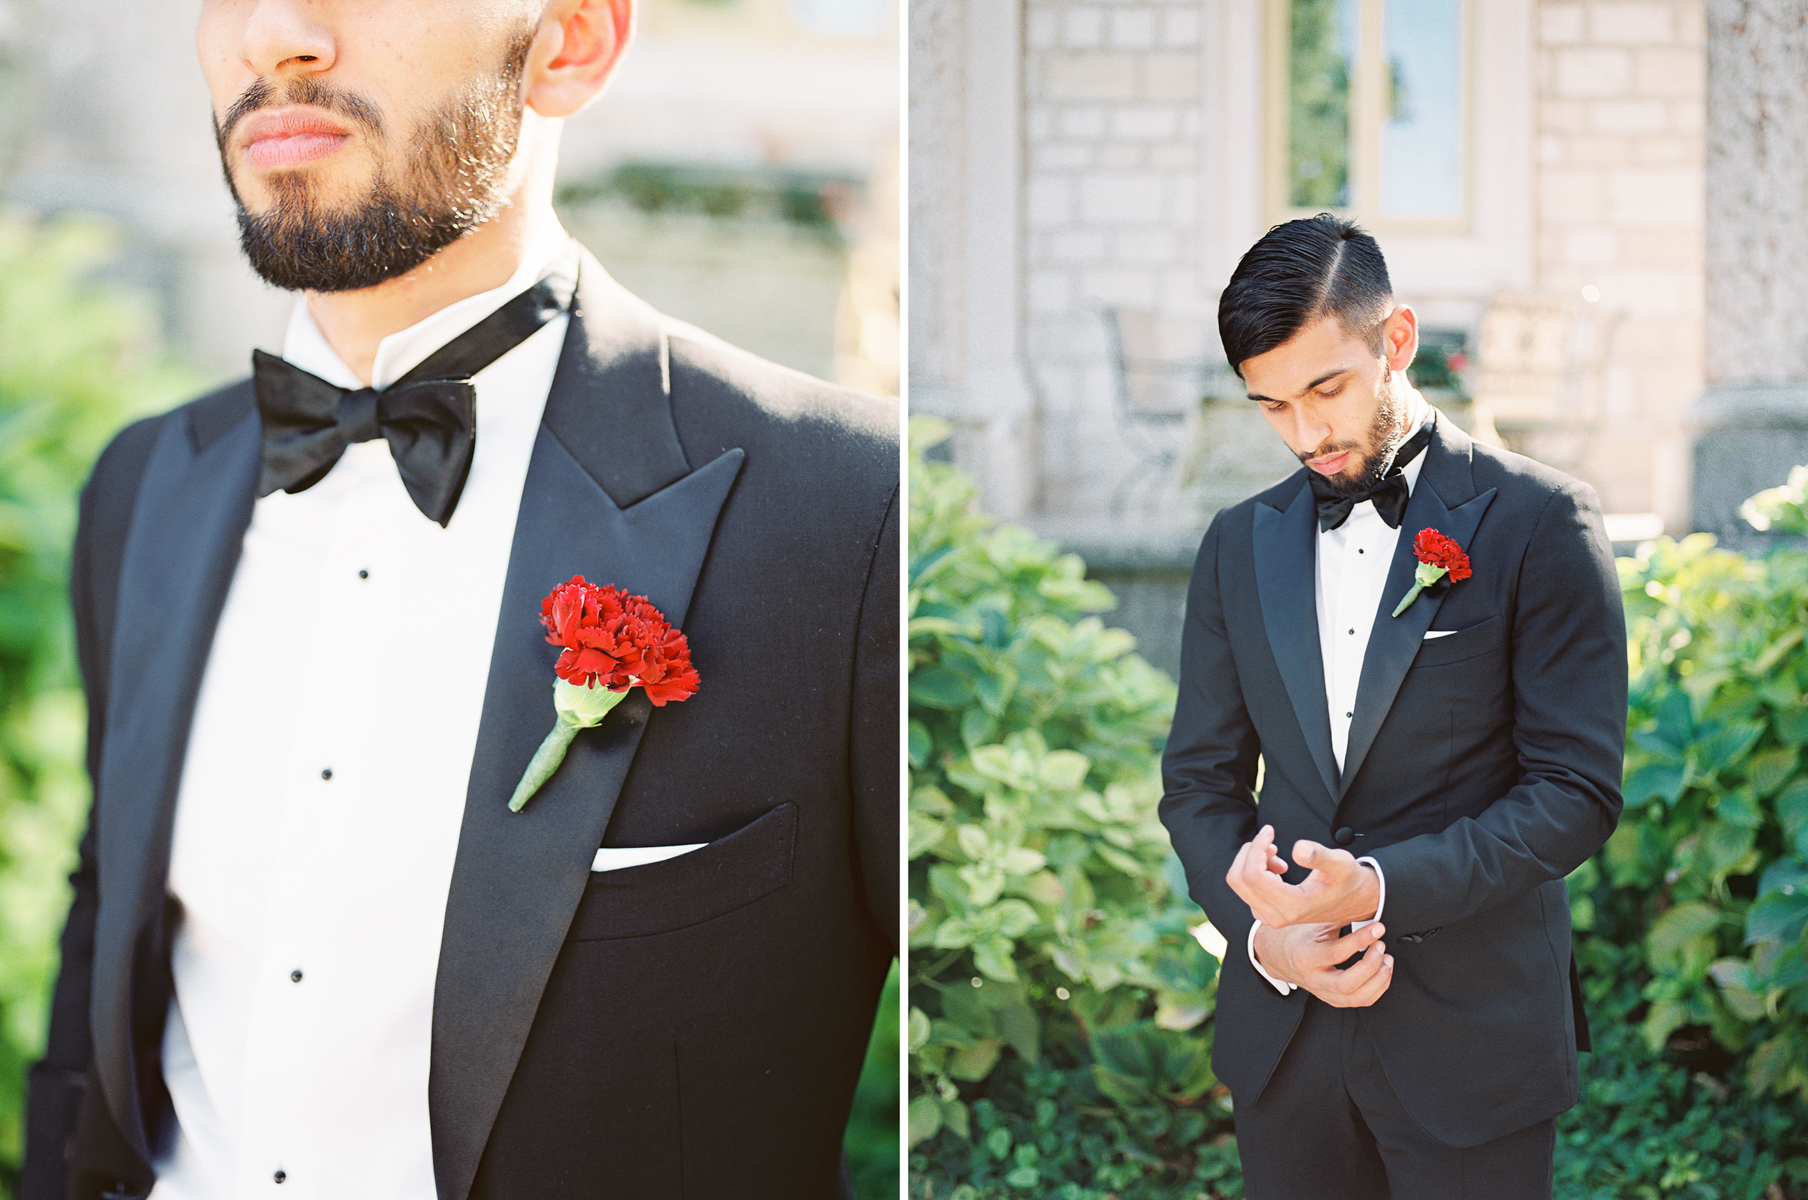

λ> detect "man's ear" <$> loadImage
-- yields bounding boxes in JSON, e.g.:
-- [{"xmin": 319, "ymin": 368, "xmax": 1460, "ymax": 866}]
[
  {"xmin": 524, "ymin": 0, "xmax": 634, "ymax": 119},
  {"xmin": 1381, "ymin": 304, "xmax": 1418, "ymax": 373}
]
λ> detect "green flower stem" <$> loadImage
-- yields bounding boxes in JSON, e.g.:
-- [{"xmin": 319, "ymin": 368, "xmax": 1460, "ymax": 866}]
[
  {"xmin": 507, "ymin": 716, "xmax": 581, "ymax": 812},
  {"xmin": 1390, "ymin": 563, "xmax": 1449, "ymax": 618}
]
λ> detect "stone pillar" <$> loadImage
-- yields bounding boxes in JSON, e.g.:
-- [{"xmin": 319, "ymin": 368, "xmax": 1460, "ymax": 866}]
[
  {"xmin": 907, "ymin": 0, "xmax": 1040, "ymax": 520},
  {"xmin": 1690, "ymin": 1, "xmax": 1808, "ymax": 545}
]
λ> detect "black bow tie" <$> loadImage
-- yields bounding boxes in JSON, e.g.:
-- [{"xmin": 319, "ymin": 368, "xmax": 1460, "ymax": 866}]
[
  {"xmin": 253, "ymin": 259, "xmax": 578, "ymax": 526},
  {"xmin": 1308, "ymin": 417, "xmax": 1435, "ymax": 532}
]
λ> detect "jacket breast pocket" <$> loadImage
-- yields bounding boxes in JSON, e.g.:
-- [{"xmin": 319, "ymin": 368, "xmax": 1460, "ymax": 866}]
[
  {"xmin": 1411, "ymin": 614, "xmax": 1504, "ymax": 669},
  {"xmin": 565, "ymin": 802, "xmax": 797, "ymax": 941}
]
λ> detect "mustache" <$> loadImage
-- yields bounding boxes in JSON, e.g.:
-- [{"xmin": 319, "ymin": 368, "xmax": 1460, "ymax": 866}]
[
  {"xmin": 1297, "ymin": 439, "xmax": 1361, "ymax": 465},
  {"xmin": 215, "ymin": 75, "xmax": 386, "ymax": 150}
]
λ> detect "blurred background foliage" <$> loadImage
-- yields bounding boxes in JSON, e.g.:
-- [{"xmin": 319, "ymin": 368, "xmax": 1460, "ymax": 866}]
[
  {"xmin": 909, "ymin": 420, "xmax": 1808, "ymax": 1198},
  {"xmin": 0, "ymin": 210, "xmax": 898, "ymax": 1200},
  {"xmin": 0, "ymin": 210, "xmax": 195, "ymax": 1196}
]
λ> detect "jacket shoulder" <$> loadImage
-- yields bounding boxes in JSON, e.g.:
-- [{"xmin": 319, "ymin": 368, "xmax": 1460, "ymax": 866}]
[{"xmin": 660, "ymin": 318, "xmax": 897, "ymax": 485}]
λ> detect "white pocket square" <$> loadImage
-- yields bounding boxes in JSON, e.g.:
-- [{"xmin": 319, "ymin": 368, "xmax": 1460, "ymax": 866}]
[
  {"xmin": 1422, "ymin": 629, "xmax": 1456, "ymax": 640},
  {"xmin": 591, "ymin": 843, "xmax": 706, "ymax": 872}
]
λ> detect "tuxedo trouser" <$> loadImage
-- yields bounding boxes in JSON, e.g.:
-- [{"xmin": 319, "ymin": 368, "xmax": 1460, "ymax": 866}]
[{"xmin": 1232, "ymin": 997, "xmax": 1555, "ymax": 1200}]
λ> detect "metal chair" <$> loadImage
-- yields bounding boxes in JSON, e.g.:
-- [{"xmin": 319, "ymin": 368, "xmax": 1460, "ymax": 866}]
[{"xmin": 1097, "ymin": 305, "xmax": 1218, "ymax": 514}]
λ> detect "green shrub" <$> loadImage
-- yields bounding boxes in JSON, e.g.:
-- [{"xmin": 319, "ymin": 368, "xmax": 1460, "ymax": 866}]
[
  {"xmin": 0, "ymin": 212, "xmax": 194, "ymax": 1195},
  {"xmin": 907, "ymin": 418, "xmax": 1233, "ymax": 1193},
  {"xmin": 1585, "ymin": 512, "xmax": 1808, "ymax": 1098}
]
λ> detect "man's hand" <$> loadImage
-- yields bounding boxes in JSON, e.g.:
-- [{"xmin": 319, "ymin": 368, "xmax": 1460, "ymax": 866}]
[
  {"xmin": 1227, "ymin": 824, "xmax": 1380, "ymax": 928},
  {"xmin": 1252, "ymin": 920, "xmax": 1393, "ymax": 1008}
]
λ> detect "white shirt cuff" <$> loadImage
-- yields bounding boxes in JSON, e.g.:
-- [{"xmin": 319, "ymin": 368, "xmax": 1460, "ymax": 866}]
[
  {"xmin": 1351, "ymin": 856, "xmax": 1386, "ymax": 930},
  {"xmin": 1246, "ymin": 919, "xmax": 1296, "ymax": 995}
]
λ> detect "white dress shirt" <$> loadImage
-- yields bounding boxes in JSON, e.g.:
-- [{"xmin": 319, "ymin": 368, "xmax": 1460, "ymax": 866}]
[
  {"xmin": 1247, "ymin": 398, "xmax": 1428, "ymax": 996},
  {"xmin": 151, "ymin": 228, "xmax": 573, "ymax": 1200}
]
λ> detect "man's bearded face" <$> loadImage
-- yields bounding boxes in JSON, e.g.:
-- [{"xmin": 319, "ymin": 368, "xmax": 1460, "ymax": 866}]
[
  {"xmin": 213, "ymin": 27, "xmax": 534, "ymax": 294},
  {"xmin": 1302, "ymin": 365, "xmax": 1411, "ymax": 498}
]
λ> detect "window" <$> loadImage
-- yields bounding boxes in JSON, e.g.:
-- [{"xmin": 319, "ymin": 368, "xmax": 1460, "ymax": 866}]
[{"xmin": 1266, "ymin": 0, "xmax": 1470, "ymax": 231}]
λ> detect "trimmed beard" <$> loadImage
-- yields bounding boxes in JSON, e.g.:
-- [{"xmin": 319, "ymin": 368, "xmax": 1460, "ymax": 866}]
[
  {"xmin": 216, "ymin": 26, "xmax": 535, "ymax": 294},
  {"xmin": 1306, "ymin": 369, "xmax": 1413, "ymax": 498}
]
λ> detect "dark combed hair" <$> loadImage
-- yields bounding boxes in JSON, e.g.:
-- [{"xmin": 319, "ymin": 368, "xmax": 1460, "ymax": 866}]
[{"xmin": 1217, "ymin": 213, "xmax": 1393, "ymax": 377}]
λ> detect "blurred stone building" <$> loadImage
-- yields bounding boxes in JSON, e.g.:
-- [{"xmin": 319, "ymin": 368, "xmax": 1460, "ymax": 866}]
[
  {"xmin": 912, "ymin": 0, "xmax": 1806, "ymax": 673},
  {"xmin": 1, "ymin": 0, "xmax": 899, "ymax": 394}
]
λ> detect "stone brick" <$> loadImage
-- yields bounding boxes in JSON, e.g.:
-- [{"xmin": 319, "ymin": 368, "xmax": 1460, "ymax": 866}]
[
  {"xmin": 1588, "ymin": 3, "xmax": 1673, "ymax": 44},
  {"xmin": 1143, "ymin": 51, "xmax": 1202, "ymax": 99},
  {"xmin": 1162, "ymin": 8, "xmax": 1201, "ymax": 46},
  {"xmin": 1080, "ymin": 267, "xmax": 1158, "ymax": 306},
  {"xmin": 1590, "ymin": 98, "xmax": 1668, "ymax": 133},
  {"xmin": 1098, "ymin": 144, "xmax": 1143, "ymax": 169},
  {"xmin": 1041, "ymin": 51, "xmax": 1135, "ymax": 99},
  {"xmin": 1027, "ymin": 177, "xmax": 1076, "ymax": 228},
  {"xmin": 1633, "ymin": 132, "xmax": 1698, "ymax": 165},
  {"xmin": 1044, "ymin": 51, "xmax": 1138, "ymax": 100},
  {"xmin": 1049, "ymin": 230, "xmax": 1111, "ymax": 264},
  {"xmin": 1560, "ymin": 227, "xmax": 1620, "ymax": 264},
  {"xmin": 1063, "ymin": 7, "xmax": 1105, "ymax": 47},
  {"xmin": 1553, "ymin": 47, "xmax": 1633, "ymax": 96},
  {"xmin": 1111, "ymin": 105, "xmax": 1180, "ymax": 138},
  {"xmin": 1114, "ymin": 229, "xmax": 1179, "ymax": 263},
  {"xmin": 1592, "ymin": 267, "xmax": 1697, "ymax": 315},
  {"xmin": 1540, "ymin": 3, "xmax": 1586, "ymax": 43},
  {"xmin": 1633, "ymin": 47, "xmax": 1703, "ymax": 98},
  {"xmin": 1619, "ymin": 228, "xmax": 1704, "ymax": 269},
  {"xmin": 1537, "ymin": 134, "xmax": 1566, "ymax": 165},
  {"xmin": 1607, "ymin": 167, "xmax": 1702, "ymax": 224},
  {"xmin": 1150, "ymin": 143, "xmax": 1199, "ymax": 169},
  {"xmin": 1026, "ymin": 9, "xmax": 1058, "ymax": 48},
  {"xmin": 1080, "ymin": 173, "xmax": 1165, "ymax": 222},
  {"xmin": 1539, "ymin": 168, "xmax": 1606, "ymax": 221},
  {"xmin": 1035, "ymin": 143, "xmax": 1095, "ymax": 170},
  {"xmin": 1567, "ymin": 134, "xmax": 1636, "ymax": 166},
  {"xmin": 1028, "ymin": 269, "xmax": 1076, "ymax": 314},
  {"xmin": 1108, "ymin": 9, "xmax": 1157, "ymax": 47},
  {"xmin": 1539, "ymin": 99, "xmax": 1590, "ymax": 133},
  {"xmin": 1059, "ymin": 105, "xmax": 1107, "ymax": 137},
  {"xmin": 1026, "ymin": 105, "xmax": 1055, "ymax": 140},
  {"xmin": 1670, "ymin": 98, "xmax": 1703, "ymax": 133}
]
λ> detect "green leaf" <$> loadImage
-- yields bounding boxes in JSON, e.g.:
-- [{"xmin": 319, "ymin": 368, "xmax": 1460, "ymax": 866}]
[
  {"xmin": 1750, "ymin": 1035, "xmax": 1793, "ymax": 1093},
  {"xmin": 907, "ymin": 1093, "xmax": 943, "ymax": 1147},
  {"xmin": 910, "ymin": 666, "xmax": 974, "ymax": 710},
  {"xmin": 1747, "ymin": 891, "xmax": 1808, "ymax": 948},
  {"xmin": 1747, "ymin": 747, "xmax": 1800, "ymax": 799},
  {"xmin": 948, "ymin": 1037, "xmax": 1002, "ymax": 1081},
  {"xmin": 1648, "ymin": 901, "xmax": 1726, "ymax": 963},
  {"xmin": 907, "ymin": 718, "xmax": 931, "ymax": 767},
  {"xmin": 1709, "ymin": 958, "xmax": 1767, "ymax": 1021},
  {"xmin": 1778, "ymin": 779, "xmax": 1808, "ymax": 841},
  {"xmin": 1623, "ymin": 760, "xmax": 1687, "ymax": 808}
]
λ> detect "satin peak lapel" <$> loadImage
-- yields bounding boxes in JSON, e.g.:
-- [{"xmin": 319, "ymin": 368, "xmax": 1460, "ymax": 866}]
[
  {"xmin": 1338, "ymin": 420, "xmax": 1496, "ymax": 799},
  {"xmin": 1253, "ymin": 475, "xmax": 1339, "ymax": 810},
  {"xmin": 93, "ymin": 392, "xmax": 259, "ymax": 1159},
  {"xmin": 430, "ymin": 259, "xmax": 743, "ymax": 1200}
]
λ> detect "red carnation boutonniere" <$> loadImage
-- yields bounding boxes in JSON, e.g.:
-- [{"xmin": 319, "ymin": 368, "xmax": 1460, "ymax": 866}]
[
  {"xmin": 508, "ymin": 575, "xmax": 699, "ymax": 812},
  {"xmin": 1390, "ymin": 528, "xmax": 1473, "ymax": 618}
]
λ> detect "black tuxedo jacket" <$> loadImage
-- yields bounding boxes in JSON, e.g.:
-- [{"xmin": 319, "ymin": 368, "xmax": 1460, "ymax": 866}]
[
  {"xmin": 21, "ymin": 252, "xmax": 898, "ymax": 1200},
  {"xmin": 1159, "ymin": 415, "xmax": 1625, "ymax": 1148}
]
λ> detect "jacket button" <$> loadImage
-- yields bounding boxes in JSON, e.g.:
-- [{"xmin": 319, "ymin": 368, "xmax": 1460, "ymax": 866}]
[{"xmin": 1333, "ymin": 826, "xmax": 1355, "ymax": 847}]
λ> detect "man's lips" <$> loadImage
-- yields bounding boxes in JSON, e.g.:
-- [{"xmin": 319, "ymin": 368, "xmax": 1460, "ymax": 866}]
[
  {"xmin": 239, "ymin": 108, "xmax": 353, "ymax": 169},
  {"xmin": 1307, "ymin": 451, "xmax": 1351, "ymax": 476}
]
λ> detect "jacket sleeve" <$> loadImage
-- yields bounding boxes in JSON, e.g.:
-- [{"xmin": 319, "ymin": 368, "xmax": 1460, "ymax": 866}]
[
  {"xmin": 1158, "ymin": 512, "xmax": 1265, "ymax": 948},
  {"xmin": 1364, "ymin": 479, "xmax": 1627, "ymax": 933},
  {"xmin": 21, "ymin": 416, "xmax": 161, "ymax": 1200},
  {"xmin": 850, "ymin": 485, "xmax": 900, "ymax": 955}
]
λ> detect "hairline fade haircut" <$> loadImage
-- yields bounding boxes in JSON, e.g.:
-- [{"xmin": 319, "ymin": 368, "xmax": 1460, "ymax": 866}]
[{"xmin": 1218, "ymin": 213, "xmax": 1394, "ymax": 379}]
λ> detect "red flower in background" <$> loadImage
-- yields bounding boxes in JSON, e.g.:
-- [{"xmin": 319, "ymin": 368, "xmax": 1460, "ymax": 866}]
[
  {"xmin": 539, "ymin": 576, "xmax": 699, "ymax": 705},
  {"xmin": 1412, "ymin": 529, "xmax": 1473, "ymax": 582}
]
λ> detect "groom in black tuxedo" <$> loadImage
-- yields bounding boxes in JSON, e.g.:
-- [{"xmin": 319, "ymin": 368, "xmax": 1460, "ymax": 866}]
[
  {"xmin": 22, "ymin": 2, "xmax": 896, "ymax": 1199},
  {"xmin": 1160, "ymin": 215, "xmax": 1625, "ymax": 1198}
]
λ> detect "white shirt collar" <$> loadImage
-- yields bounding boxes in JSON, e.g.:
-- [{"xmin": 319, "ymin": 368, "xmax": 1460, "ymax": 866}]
[{"xmin": 279, "ymin": 222, "xmax": 574, "ymax": 391}]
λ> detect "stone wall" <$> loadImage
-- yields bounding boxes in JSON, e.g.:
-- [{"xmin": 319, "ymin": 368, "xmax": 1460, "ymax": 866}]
[
  {"xmin": 1527, "ymin": 0, "xmax": 1704, "ymax": 528},
  {"xmin": 1690, "ymin": 0, "xmax": 1808, "ymax": 542},
  {"xmin": 1021, "ymin": 0, "xmax": 1219, "ymax": 522}
]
